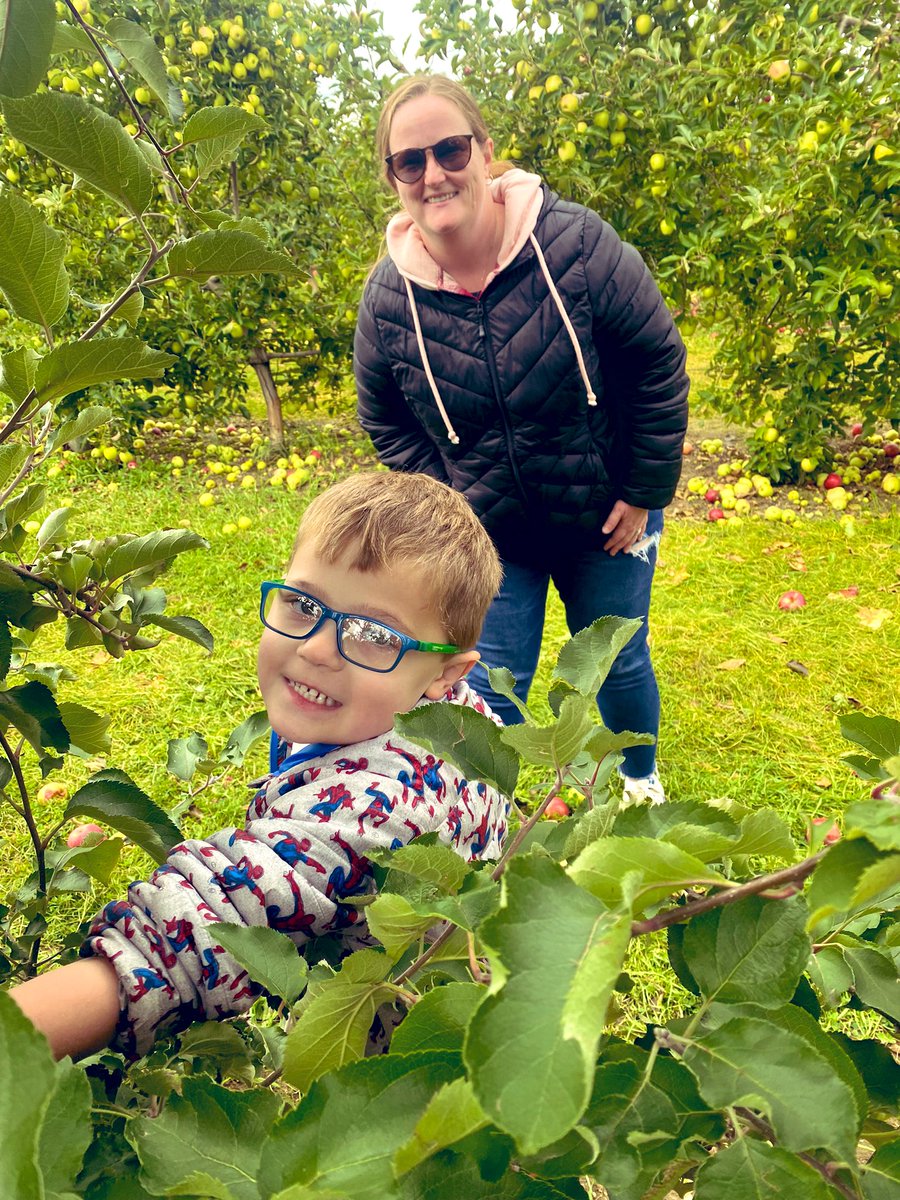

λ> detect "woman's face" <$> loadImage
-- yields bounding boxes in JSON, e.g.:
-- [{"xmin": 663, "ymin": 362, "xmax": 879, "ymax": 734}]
[{"xmin": 388, "ymin": 94, "xmax": 494, "ymax": 245}]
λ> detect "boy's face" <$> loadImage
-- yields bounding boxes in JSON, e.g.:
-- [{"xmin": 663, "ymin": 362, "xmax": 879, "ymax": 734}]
[{"xmin": 257, "ymin": 541, "xmax": 478, "ymax": 747}]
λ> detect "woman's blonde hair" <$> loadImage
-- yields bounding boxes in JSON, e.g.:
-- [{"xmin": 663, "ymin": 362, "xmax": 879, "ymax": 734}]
[
  {"xmin": 293, "ymin": 471, "xmax": 501, "ymax": 650},
  {"xmin": 376, "ymin": 74, "xmax": 491, "ymax": 190}
]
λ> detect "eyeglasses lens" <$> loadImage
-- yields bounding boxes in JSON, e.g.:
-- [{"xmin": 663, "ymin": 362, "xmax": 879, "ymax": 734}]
[
  {"xmin": 263, "ymin": 587, "xmax": 403, "ymax": 671},
  {"xmin": 390, "ymin": 135, "xmax": 473, "ymax": 183}
]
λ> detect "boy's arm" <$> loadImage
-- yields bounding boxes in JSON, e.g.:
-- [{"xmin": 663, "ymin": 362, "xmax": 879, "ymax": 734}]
[{"xmin": 8, "ymin": 957, "xmax": 120, "ymax": 1060}]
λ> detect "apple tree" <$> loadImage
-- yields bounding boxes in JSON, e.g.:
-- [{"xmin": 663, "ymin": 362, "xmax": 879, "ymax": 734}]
[
  {"xmin": 413, "ymin": 0, "xmax": 900, "ymax": 476},
  {"xmin": 0, "ymin": 0, "xmax": 297, "ymax": 978},
  {"xmin": 3, "ymin": 0, "xmax": 400, "ymax": 436}
]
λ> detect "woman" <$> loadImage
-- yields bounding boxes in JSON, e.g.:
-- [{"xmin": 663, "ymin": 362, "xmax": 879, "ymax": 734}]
[{"xmin": 354, "ymin": 74, "xmax": 689, "ymax": 806}]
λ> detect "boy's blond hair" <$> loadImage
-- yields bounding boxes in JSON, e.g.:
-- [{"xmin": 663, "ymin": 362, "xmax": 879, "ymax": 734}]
[{"xmin": 294, "ymin": 471, "xmax": 501, "ymax": 649}]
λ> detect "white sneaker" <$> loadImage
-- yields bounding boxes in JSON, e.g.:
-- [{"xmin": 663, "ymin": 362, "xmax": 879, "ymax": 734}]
[{"xmin": 620, "ymin": 772, "xmax": 666, "ymax": 809}]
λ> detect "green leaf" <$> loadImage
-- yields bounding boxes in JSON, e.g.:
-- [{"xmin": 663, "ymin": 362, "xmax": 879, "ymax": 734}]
[
  {"xmin": 103, "ymin": 17, "xmax": 184, "ymax": 122},
  {"xmin": 129, "ymin": 1076, "xmax": 280, "ymax": 1200},
  {"xmin": 258, "ymin": 1051, "xmax": 461, "ymax": 1199},
  {"xmin": 0, "ymin": 443, "xmax": 29, "ymax": 492},
  {"xmin": 166, "ymin": 231, "xmax": 300, "ymax": 280},
  {"xmin": 568, "ymin": 836, "xmax": 728, "ymax": 912},
  {"xmin": 54, "ymin": 835, "xmax": 124, "ymax": 886},
  {"xmin": 51, "ymin": 21, "xmax": 92, "ymax": 54},
  {"xmin": 219, "ymin": 709, "xmax": 270, "ymax": 766},
  {"xmin": 0, "ymin": 190, "xmax": 69, "ymax": 326},
  {"xmin": 806, "ymin": 838, "xmax": 887, "ymax": 931},
  {"xmin": 282, "ymin": 949, "xmax": 395, "ymax": 1093},
  {"xmin": 693, "ymin": 1137, "xmax": 841, "ymax": 1199},
  {"xmin": 680, "ymin": 896, "xmax": 812, "ymax": 1007},
  {"xmin": 144, "ymin": 612, "xmax": 214, "ymax": 653},
  {"xmin": 861, "ymin": 1137, "xmax": 900, "ymax": 1200},
  {"xmin": 394, "ymin": 1077, "xmax": 488, "ymax": 1176},
  {"xmin": 46, "ymin": 404, "xmax": 113, "ymax": 454},
  {"xmin": 0, "ymin": 559, "xmax": 41, "ymax": 621},
  {"xmin": 0, "ymin": 679, "xmax": 69, "ymax": 753},
  {"xmin": 487, "ymin": 665, "xmax": 530, "ymax": 720},
  {"xmin": 806, "ymin": 944, "xmax": 855, "ymax": 1006},
  {"xmin": 211, "ymin": 923, "xmax": 308, "ymax": 1004},
  {"xmin": 585, "ymin": 1042, "xmax": 723, "ymax": 1199},
  {"xmin": 501, "ymin": 692, "xmax": 596, "ymax": 770},
  {"xmin": 167, "ymin": 731, "xmax": 208, "ymax": 782},
  {"xmin": 178, "ymin": 1021, "xmax": 252, "ymax": 1071},
  {"xmin": 845, "ymin": 800, "xmax": 900, "ymax": 852},
  {"xmin": 680, "ymin": 1015, "xmax": 859, "ymax": 1160},
  {"xmin": 830, "ymin": 1033, "xmax": 900, "ymax": 1108},
  {"xmin": 180, "ymin": 106, "xmax": 267, "ymax": 178},
  {"xmin": 58, "ymin": 699, "xmax": 111, "ymax": 754},
  {"xmin": 115, "ymin": 288, "xmax": 145, "ymax": 327},
  {"xmin": 33, "ymin": 338, "xmax": 175, "ymax": 406},
  {"xmin": 103, "ymin": 527, "xmax": 208, "ymax": 583},
  {"xmin": 4, "ymin": 482, "xmax": 46, "ymax": 530},
  {"xmin": 465, "ymin": 854, "xmax": 631, "ymax": 1154},
  {"xmin": 64, "ymin": 768, "xmax": 181, "ymax": 864},
  {"xmin": 366, "ymin": 893, "xmax": 443, "ymax": 961},
  {"xmin": 582, "ymin": 724, "xmax": 655, "ymax": 762},
  {"xmin": 840, "ymin": 713, "xmax": 900, "ymax": 763},
  {"xmin": 841, "ymin": 943, "xmax": 900, "ymax": 1022},
  {"xmin": 37, "ymin": 1057, "xmax": 93, "ymax": 1195},
  {"xmin": 36, "ymin": 507, "xmax": 70, "ymax": 548},
  {"xmin": 551, "ymin": 615, "xmax": 642, "ymax": 697},
  {"xmin": 0, "ymin": 92, "xmax": 154, "ymax": 214},
  {"xmin": 390, "ymin": 982, "xmax": 484, "ymax": 1056},
  {"xmin": 395, "ymin": 703, "xmax": 518, "ymax": 797},
  {"xmin": 0, "ymin": 347, "xmax": 38, "ymax": 403},
  {"xmin": 0, "ymin": 0, "xmax": 55, "ymax": 97},
  {"xmin": 378, "ymin": 839, "xmax": 472, "ymax": 895},
  {"xmin": 0, "ymin": 992, "xmax": 58, "ymax": 1199}
]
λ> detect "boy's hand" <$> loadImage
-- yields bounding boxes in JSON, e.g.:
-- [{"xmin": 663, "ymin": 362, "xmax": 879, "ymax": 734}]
[
  {"xmin": 8, "ymin": 957, "xmax": 121, "ymax": 1061},
  {"xmin": 602, "ymin": 500, "xmax": 649, "ymax": 556}
]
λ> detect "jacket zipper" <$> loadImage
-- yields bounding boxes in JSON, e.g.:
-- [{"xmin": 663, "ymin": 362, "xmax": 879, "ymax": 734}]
[{"xmin": 476, "ymin": 299, "xmax": 529, "ymax": 508}]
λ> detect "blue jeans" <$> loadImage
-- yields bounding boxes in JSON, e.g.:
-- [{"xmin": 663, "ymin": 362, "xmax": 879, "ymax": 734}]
[{"xmin": 469, "ymin": 510, "xmax": 663, "ymax": 779}]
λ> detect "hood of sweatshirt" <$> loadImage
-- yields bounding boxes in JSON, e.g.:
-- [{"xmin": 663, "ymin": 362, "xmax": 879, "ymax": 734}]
[{"xmin": 385, "ymin": 168, "xmax": 545, "ymax": 293}]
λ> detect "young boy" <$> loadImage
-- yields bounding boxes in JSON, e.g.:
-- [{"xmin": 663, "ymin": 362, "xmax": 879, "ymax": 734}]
[{"xmin": 10, "ymin": 471, "xmax": 506, "ymax": 1060}]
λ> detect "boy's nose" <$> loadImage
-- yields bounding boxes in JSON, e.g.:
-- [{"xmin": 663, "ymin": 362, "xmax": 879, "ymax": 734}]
[{"xmin": 297, "ymin": 621, "xmax": 341, "ymax": 667}]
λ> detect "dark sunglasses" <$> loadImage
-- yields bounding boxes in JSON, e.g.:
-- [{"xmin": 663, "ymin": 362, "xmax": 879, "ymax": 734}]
[{"xmin": 385, "ymin": 133, "xmax": 475, "ymax": 184}]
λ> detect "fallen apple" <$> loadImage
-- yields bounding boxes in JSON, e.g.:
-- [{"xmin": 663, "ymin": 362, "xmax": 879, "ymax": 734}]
[
  {"xmin": 67, "ymin": 823, "xmax": 106, "ymax": 848},
  {"xmin": 37, "ymin": 782, "xmax": 68, "ymax": 804},
  {"xmin": 808, "ymin": 816, "xmax": 841, "ymax": 846},
  {"xmin": 778, "ymin": 590, "xmax": 807, "ymax": 611},
  {"xmin": 705, "ymin": 488, "xmax": 720, "ymax": 503},
  {"xmin": 850, "ymin": 423, "xmax": 863, "ymax": 437},
  {"xmin": 823, "ymin": 473, "xmax": 843, "ymax": 489},
  {"xmin": 707, "ymin": 507, "xmax": 725, "ymax": 522}
]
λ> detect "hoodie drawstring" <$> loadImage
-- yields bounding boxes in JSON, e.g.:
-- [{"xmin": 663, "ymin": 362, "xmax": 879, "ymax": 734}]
[
  {"xmin": 403, "ymin": 235, "xmax": 597, "ymax": 445},
  {"xmin": 528, "ymin": 233, "xmax": 597, "ymax": 406},
  {"xmin": 403, "ymin": 276, "xmax": 460, "ymax": 445}
]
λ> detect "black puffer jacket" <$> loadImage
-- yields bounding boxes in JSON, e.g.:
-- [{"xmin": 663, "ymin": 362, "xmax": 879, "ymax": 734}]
[{"xmin": 355, "ymin": 184, "xmax": 688, "ymax": 564}]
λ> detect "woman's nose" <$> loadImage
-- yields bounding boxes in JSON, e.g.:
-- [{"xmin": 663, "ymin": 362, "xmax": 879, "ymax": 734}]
[{"xmin": 422, "ymin": 147, "xmax": 446, "ymax": 186}]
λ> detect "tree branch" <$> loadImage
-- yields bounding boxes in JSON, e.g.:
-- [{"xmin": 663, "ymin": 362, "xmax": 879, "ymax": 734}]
[{"xmin": 631, "ymin": 853, "xmax": 825, "ymax": 937}]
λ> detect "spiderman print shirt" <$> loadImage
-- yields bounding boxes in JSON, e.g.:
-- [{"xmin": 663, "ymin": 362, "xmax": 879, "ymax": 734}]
[{"xmin": 81, "ymin": 681, "xmax": 507, "ymax": 1058}]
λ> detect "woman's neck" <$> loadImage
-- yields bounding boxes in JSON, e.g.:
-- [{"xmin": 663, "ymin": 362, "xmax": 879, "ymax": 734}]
[{"xmin": 422, "ymin": 199, "xmax": 504, "ymax": 293}]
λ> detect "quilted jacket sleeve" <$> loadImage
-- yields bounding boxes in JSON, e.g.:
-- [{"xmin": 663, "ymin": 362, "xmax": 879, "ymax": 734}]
[
  {"xmin": 584, "ymin": 211, "xmax": 689, "ymax": 509},
  {"xmin": 354, "ymin": 275, "xmax": 451, "ymax": 481}
]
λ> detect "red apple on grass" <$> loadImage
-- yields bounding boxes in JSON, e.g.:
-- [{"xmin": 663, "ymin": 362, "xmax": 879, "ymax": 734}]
[
  {"xmin": 851, "ymin": 423, "xmax": 863, "ymax": 437},
  {"xmin": 884, "ymin": 443, "xmax": 899, "ymax": 459},
  {"xmin": 823, "ymin": 473, "xmax": 843, "ymax": 489},
  {"xmin": 37, "ymin": 782, "xmax": 68, "ymax": 804},
  {"xmin": 807, "ymin": 816, "xmax": 841, "ymax": 846},
  {"xmin": 778, "ymin": 590, "xmax": 807, "ymax": 611},
  {"xmin": 705, "ymin": 488, "xmax": 720, "ymax": 503},
  {"xmin": 707, "ymin": 508, "xmax": 725, "ymax": 522}
]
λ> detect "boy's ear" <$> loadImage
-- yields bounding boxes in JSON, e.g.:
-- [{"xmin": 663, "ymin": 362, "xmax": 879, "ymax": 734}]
[{"xmin": 423, "ymin": 650, "xmax": 480, "ymax": 700}]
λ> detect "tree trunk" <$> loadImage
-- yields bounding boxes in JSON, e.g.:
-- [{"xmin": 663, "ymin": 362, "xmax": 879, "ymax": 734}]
[{"xmin": 248, "ymin": 346, "xmax": 284, "ymax": 451}]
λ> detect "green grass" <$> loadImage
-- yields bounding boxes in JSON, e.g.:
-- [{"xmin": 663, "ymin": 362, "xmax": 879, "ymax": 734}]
[{"xmin": 4, "ymin": 455, "xmax": 899, "ymax": 1034}]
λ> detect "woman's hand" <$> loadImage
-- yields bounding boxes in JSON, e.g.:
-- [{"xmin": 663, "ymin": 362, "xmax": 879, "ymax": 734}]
[{"xmin": 602, "ymin": 500, "xmax": 649, "ymax": 556}]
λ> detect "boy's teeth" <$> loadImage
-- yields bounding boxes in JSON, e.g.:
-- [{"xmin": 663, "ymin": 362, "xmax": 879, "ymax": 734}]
[{"xmin": 289, "ymin": 680, "xmax": 338, "ymax": 707}]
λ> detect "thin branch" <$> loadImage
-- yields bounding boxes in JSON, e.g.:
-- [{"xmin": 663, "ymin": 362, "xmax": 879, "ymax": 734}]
[
  {"xmin": 78, "ymin": 238, "xmax": 175, "ymax": 342},
  {"xmin": 631, "ymin": 853, "xmax": 825, "ymax": 937},
  {"xmin": 491, "ymin": 769, "xmax": 564, "ymax": 880},
  {"xmin": 737, "ymin": 1109, "xmax": 860, "ymax": 1200}
]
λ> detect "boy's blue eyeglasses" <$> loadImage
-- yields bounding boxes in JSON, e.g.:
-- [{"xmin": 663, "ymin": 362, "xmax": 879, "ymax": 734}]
[{"xmin": 259, "ymin": 582, "xmax": 461, "ymax": 674}]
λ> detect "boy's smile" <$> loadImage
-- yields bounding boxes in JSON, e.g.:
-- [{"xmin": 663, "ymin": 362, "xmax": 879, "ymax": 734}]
[{"xmin": 257, "ymin": 543, "xmax": 478, "ymax": 747}]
